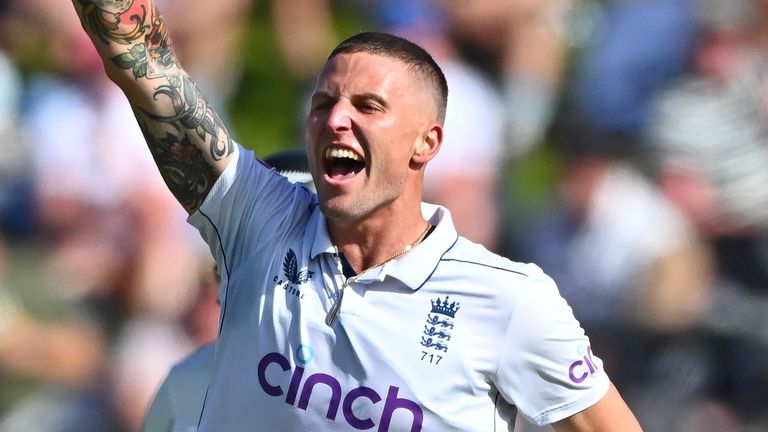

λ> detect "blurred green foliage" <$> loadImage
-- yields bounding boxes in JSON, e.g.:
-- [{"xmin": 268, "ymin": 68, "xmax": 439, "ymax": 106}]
[{"xmin": 227, "ymin": 2, "xmax": 365, "ymax": 156}]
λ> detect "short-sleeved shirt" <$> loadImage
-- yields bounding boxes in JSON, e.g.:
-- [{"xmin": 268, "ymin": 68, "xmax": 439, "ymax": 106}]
[
  {"xmin": 188, "ymin": 145, "xmax": 609, "ymax": 431},
  {"xmin": 143, "ymin": 343, "xmax": 215, "ymax": 432}
]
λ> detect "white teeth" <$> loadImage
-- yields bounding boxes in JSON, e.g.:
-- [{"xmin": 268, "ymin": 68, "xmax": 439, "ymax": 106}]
[{"xmin": 325, "ymin": 148, "xmax": 362, "ymax": 161}]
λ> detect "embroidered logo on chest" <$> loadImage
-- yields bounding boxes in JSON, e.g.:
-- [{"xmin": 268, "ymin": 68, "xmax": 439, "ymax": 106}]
[
  {"xmin": 272, "ymin": 248, "xmax": 314, "ymax": 299},
  {"xmin": 419, "ymin": 296, "xmax": 460, "ymax": 365}
]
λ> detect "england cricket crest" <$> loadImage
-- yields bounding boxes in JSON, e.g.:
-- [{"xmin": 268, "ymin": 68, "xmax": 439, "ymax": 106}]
[{"xmin": 420, "ymin": 296, "xmax": 460, "ymax": 357}]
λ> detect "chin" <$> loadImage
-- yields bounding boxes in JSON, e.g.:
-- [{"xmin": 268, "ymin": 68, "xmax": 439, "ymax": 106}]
[
  {"xmin": 319, "ymin": 198, "xmax": 351, "ymax": 221},
  {"xmin": 319, "ymin": 198, "xmax": 366, "ymax": 226}
]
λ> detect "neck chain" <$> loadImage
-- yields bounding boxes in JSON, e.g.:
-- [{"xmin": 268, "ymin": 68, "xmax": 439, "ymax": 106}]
[{"xmin": 326, "ymin": 222, "xmax": 433, "ymax": 326}]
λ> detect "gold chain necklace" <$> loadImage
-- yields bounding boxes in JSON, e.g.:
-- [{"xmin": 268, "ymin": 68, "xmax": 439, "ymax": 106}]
[{"xmin": 325, "ymin": 222, "xmax": 433, "ymax": 326}]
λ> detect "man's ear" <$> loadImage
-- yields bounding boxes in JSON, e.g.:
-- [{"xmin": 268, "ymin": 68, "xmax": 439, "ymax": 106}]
[{"xmin": 412, "ymin": 123, "xmax": 442, "ymax": 164}]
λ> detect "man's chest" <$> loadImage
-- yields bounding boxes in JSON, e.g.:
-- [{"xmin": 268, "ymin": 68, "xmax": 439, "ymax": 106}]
[{"xmin": 206, "ymin": 249, "xmax": 504, "ymax": 430}]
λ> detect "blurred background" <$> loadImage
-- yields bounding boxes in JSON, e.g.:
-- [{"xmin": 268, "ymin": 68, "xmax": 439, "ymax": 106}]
[{"xmin": 1, "ymin": 0, "xmax": 768, "ymax": 430}]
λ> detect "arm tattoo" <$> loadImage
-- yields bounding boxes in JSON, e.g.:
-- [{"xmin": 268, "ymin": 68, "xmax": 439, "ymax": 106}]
[
  {"xmin": 76, "ymin": 0, "xmax": 235, "ymax": 212},
  {"xmin": 110, "ymin": 3, "xmax": 175, "ymax": 79},
  {"xmin": 136, "ymin": 74, "xmax": 234, "ymax": 210},
  {"xmin": 78, "ymin": 0, "xmax": 149, "ymax": 45},
  {"xmin": 147, "ymin": 74, "xmax": 234, "ymax": 161},
  {"xmin": 136, "ymin": 111, "xmax": 223, "ymax": 212}
]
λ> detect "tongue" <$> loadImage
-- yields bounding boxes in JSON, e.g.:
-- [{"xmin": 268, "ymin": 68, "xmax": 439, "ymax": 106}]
[{"xmin": 328, "ymin": 159, "xmax": 362, "ymax": 180}]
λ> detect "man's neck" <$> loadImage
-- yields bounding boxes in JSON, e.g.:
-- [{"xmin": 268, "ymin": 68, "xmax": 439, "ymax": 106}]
[{"xmin": 328, "ymin": 214, "xmax": 430, "ymax": 274}]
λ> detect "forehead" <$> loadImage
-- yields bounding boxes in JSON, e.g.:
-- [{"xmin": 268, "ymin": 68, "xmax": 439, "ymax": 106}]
[{"xmin": 315, "ymin": 52, "xmax": 415, "ymax": 95}]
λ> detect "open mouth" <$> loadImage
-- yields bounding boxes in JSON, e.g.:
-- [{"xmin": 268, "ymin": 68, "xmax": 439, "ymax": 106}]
[{"xmin": 324, "ymin": 148, "xmax": 365, "ymax": 180}]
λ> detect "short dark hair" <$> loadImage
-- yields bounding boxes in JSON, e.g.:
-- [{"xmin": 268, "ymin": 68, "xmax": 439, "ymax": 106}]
[{"xmin": 328, "ymin": 32, "xmax": 448, "ymax": 123}]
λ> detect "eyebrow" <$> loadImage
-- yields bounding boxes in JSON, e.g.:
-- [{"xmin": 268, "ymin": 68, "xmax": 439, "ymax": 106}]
[{"xmin": 311, "ymin": 90, "xmax": 337, "ymax": 102}]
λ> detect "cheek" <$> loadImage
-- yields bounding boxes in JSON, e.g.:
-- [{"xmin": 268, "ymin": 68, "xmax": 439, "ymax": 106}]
[
  {"xmin": 306, "ymin": 109, "xmax": 332, "ymax": 133},
  {"xmin": 305, "ymin": 116, "xmax": 322, "ymax": 139},
  {"xmin": 375, "ymin": 146, "xmax": 410, "ymax": 181}
]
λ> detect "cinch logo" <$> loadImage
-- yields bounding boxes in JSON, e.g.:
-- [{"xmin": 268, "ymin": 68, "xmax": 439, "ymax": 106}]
[
  {"xmin": 568, "ymin": 345, "xmax": 598, "ymax": 384},
  {"xmin": 257, "ymin": 348, "xmax": 423, "ymax": 431}
]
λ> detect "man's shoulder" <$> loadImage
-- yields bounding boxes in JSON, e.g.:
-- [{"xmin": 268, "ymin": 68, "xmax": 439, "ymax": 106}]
[
  {"xmin": 440, "ymin": 237, "xmax": 543, "ymax": 281},
  {"xmin": 168, "ymin": 342, "xmax": 216, "ymax": 382}
]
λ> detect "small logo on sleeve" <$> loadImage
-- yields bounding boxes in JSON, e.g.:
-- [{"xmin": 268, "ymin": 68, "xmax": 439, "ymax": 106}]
[{"xmin": 568, "ymin": 345, "xmax": 599, "ymax": 384}]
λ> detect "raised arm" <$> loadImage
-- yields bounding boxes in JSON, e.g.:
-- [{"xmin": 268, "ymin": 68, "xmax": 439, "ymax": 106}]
[{"xmin": 71, "ymin": 0, "xmax": 236, "ymax": 213}]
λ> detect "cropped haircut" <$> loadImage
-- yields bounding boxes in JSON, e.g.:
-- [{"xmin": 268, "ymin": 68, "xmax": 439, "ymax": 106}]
[{"xmin": 328, "ymin": 32, "xmax": 449, "ymax": 124}]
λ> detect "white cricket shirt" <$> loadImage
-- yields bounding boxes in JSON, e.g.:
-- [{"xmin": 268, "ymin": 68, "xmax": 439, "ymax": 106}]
[
  {"xmin": 188, "ymin": 145, "xmax": 609, "ymax": 431},
  {"xmin": 143, "ymin": 343, "xmax": 215, "ymax": 432}
]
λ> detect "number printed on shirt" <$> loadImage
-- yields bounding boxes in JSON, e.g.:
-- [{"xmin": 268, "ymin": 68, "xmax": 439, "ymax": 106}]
[{"xmin": 420, "ymin": 351, "xmax": 443, "ymax": 365}]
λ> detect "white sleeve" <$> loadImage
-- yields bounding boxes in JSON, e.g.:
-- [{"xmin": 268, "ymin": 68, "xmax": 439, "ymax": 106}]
[
  {"xmin": 495, "ymin": 268, "xmax": 610, "ymax": 426},
  {"xmin": 187, "ymin": 143, "xmax": 315, "ymax": 302}
]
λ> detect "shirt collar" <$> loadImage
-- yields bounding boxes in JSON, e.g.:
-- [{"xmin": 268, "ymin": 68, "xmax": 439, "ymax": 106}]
[{"xmin": 308, "ymin": 203, "xmax": 459, "ymax": 290}]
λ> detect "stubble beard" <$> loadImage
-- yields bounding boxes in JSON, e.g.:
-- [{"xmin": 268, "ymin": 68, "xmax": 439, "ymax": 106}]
[{"xmin": 319, "ymin": 182, "xmax": 402, "ymax": 229}]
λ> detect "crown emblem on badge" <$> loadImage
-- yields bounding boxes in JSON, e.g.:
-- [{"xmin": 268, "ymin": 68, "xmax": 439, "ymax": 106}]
[{"xmin": 430, "ymin": 296, "xmax": 460, "ymax": 318}]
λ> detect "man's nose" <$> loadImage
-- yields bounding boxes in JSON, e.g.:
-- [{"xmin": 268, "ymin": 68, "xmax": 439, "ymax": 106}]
[{"xmin": 326, "ymin": 99, "xmax": 353, "ymax": 131}]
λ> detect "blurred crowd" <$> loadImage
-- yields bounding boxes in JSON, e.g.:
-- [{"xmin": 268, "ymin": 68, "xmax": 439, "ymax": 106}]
[{"xmin": 1, "ymin": 0, "xmax": 767, "ymax": 431}]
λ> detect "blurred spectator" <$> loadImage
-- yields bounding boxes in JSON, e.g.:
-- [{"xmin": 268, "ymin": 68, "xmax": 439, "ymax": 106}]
[
  {"xmin": 644, "ymin": 1, "xmax": 768, "ymax": 427},
  {"xmin": 0, "ymin": 222, "xmax": 117, "ymax": 432},
  {"xmin": 0, "ymin": 2, "xmax": 118, "ymax": 430},
  {"xmin": 142, "ymin": 342, "xmax": 215, "ymax": 432},
  {"xmin": 271, "ymin": 0, "xmax": 337, "ymax": 81},
  {"xmin": 0, "ymin": 48, "xmax": 34, "ymax": 238},
  {"xmin": 1, "ymin": 1, "xmax": 216, "ymax": 430},
  {"xmin": 438, "ymin": 0, "xmax": 571, "ymax": 157},
  {"xmin": 508, "ymin": 127, "xmax": 717, "ymax": 431},
  {"xmin": 432, "ymin": 0, "xmax": 578, "ymax": 255},
  {"xmin": 0, "ymin": 300, "xmax": 115, "ymax": 432},
  {"xmin": 651, "ymin": 0, "xmax": 768, "ymax": 235},
  {"xmin": 114, "ymin": 261, "xmax": 219, "ymax": 432},
  {"xmin": 572, "ymin": 0, "xmax": 698, "ymax": 140}
]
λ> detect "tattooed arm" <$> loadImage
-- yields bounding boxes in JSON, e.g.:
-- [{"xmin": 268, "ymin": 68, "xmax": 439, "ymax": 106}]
[{"xmin": 71, "ymin": 0, "xmax": 235, "ymax": 213}]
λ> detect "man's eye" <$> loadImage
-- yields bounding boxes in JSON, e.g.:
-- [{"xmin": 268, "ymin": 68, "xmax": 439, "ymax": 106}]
[{"xmin": 358, "ymin": 104, "xmax": 381, "ymax": 113}]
